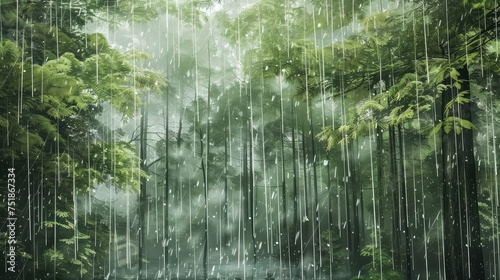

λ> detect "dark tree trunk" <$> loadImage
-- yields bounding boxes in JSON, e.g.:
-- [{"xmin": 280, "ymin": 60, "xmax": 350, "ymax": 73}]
[
  {"xmin": 289, "ymin": 99, "xmax": 300, "ymax": 271},
  {"xmin": 138, "ymin": 93, "xmax": 149, "ymax": 280},
  {"xmin": 163, "ymin": 88, "xmax": 170, "ymax": 277},
  {"xmin": 349, "ymin": 141, "xmax": 362, "ymax": 276},
  {"xmin": 326, "ymin": 158, "xmax": 335, "ymax": 279},
  {"xmin": 247, "ymin": 89, "xmax": 257, "ymax": 277},
  {"xmin": 308, "ymin": 104, "xmax": 321, "ymax": 279},
  {"xmin": 342, "ymin": 139, "xmax": 362, "ymax": 277},
  {"xmin": 200, "ymin": 134, "xmax": 208, "ymax": 280},
  {"xmin": 389, "ymin": 124, "xmax": 401, "ymax": 271},
  {"xmin": 441, "ymin": 66, "xmax": 485, "ymax": 280},
  {"xmin": 279, "ymin": 91, "xmax": 290, "ymax": 275},
  {"xmin": 397, "ymin": 124, "xmax": 412, "ymax": 279},
  {"xmin": 376, "ymin": 124, "xmax": 386, "ymax": 235},
  {"xmin": 240, "ymin": 90, "xmax": 254, "ymax": 278},
  {"xmin": 223, "ymin": 124, "xmax": 229, "ymax": 248},
  {"xmin": 291, "ymin": 101, "xmax": 299, "ymax": 233},
  {"xmin": 202, "ymin": 43, "xmax": 211, "ymax": 280}
]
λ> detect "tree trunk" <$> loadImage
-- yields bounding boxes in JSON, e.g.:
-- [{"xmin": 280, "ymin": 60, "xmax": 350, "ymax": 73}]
[
  {"xmin": 326, "ymin": 159, "xmax": 334, "ymax": 279},
  {"xmin": 163, "ymin": 89, "xmax": 170, "ymax": 277},
  {"xmin": 223, "ymin": 124, "xmax": 229, "ymax": 249},
  {"xmin": 138, "ymin": 93, "xmax": 149, "ymax": 280},
  {"xmin": 308, "ymin": 103, "xmax": 321, "ymax": 279},
  {"xmin": 280, "ymin": 92, "xmax": 288, "ymax": 237},
  {"xmin": 441, "ymin": 66, "xmax": 485, "ymax": 280},
  {"xmin": 290, "ymin": 100, "xmax": 300, "ymax": 267},
  {"xmin": 389, "ymin": 124, "xmax": 401, "ymax": 271},
  {"xmin": 376, "ymin": 124, "xmax": 386, "ymax": 236},
  {"xmin": 247, "ymin": 88, "xmax": 257, "ymax": 278},
  {"xmin": 200, "ymin": 133, "xmax": 208, "ymax": 280},
  {"xmin": 342, "ymin": 139, "xmax": 362, "ymax": 277},
  {"xmin": 202, "ymin": 43, "xmax": 211, "ymax": 280},
  {"xmin": 397, "ymin": 124, "xmax": 412, "ymax": 279}
]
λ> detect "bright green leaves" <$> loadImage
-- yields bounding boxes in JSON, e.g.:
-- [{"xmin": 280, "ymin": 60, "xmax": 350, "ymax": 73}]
[
  {"xmin": 430, "ymin": 89, "xmax": 476, "ymax": 136},
  {"xmin": 89, "ymin": 142, "xmax": 147, "ymax": 192},
  {"xmin": 463, "ymin": 0, "xmax": 493, "ymax": 9},
  {"xmin": 44, "ymin": 249, "xmax": 65, "ymax": 261},
  {"xmin": 362, "ymin": 11, "xmax": 390, "ymax": 32},
  {"xmin": 82, "ymin": 47, "xmax": 166, "ymax": 119},
  {"xmin": 429, "ymin": 65, "xmax": 477, "ymax": 136},
  {"xmin": 357, "ymin": 99, "xmax": 385, "ymax": 114},
  {"xmin": 217, "ymin": 0, "xmax": 291, "ymax": 45},
  {"xmin": 317, "ymin": 102, "xmax": 375, "ymax": 151},
  {"xmin": 217, "ymin": 0, "xmax": 314, "ymax": 90},
  {"xmin": 44, "ymin": 220, "xmax": 73, "ymax": 230},
  {"xmin": 388, "ymin": 106, "xmax": 414, "ymax": 126},
  {"xmin": 85, "ymin": 33, "xmax": 111, "ymax": 55},
  {"xmin": 42, "ymin": 209, "xmax": 102, "ymax": 278},
  {"xmin": 431, "ymin": 116, "xmax": 476, "ymax": 137},
  {"xmin": 0, "ymin": 40, "xmax": 20, "ymax": 65},
  {"xmin": 317, "ymin": 70, "xmax": 436, "ymax": 150},
  {"xmin": 317, "ymin": 126, "xmax": 338, "ymax": 151},
  {"xmin": 29, "ymin": 114, "xmax": 61, "ymax": 140},
  {"xmin": 60, "ymin": 232, "xmax": 90, "ymax": 245},
  {"xmin": 443, "ymin": 91, "xmax": 471, "ymax": 116},
  {"xmin": 383, "ymin": 73, "xmax": 432, "ymax": 126},
  {"xmin": 450, "ymin": 68, "xmax": 460, "ymax": 81}
]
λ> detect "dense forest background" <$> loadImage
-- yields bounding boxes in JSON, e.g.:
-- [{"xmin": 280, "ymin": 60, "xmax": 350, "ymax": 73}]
[{"xmin": 1, "ymin": 0, "xmax": 499, "ymax": 279}]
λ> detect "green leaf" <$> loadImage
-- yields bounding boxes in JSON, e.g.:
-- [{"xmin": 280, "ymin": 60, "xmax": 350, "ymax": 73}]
[
  {"xmin": 44, "ymin": 249, "xmax": 64, "ymax": 261},
  {"xmin": 60, "ymin": 238, "xmax": 75, "ymax": 244},
  {"xmin": 397, "ymin": 107, "xmax": 415, "ymax": 124},
  {"xmin": 429, "ymin": 122, "xmax": 443, "ymax": 138},
  {"xmin": 357, "ymin": 100, "xmax": 385, "ymax": 115},
  {"xmin": 450, "ymin": 68, "xmax": 460, "ymax": 81}
]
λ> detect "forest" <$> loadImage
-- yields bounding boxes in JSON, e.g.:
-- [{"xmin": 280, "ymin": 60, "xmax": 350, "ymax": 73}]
[{"xmin": 0, "ymin": 0, "xmax": 499, "ymax": 279}]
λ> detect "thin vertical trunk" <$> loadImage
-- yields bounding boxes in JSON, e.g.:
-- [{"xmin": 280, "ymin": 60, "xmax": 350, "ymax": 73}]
[
  {"xmin": 376, "ymin": 125, "xmax": 385, "ymax": 234},
  {"xmin": 202, "ymin": 43, "xmax": 211, "ymax": 280},
  {"xmin": 200, "ymin": 135, "xmax": 208, "ymax": 280},
  {"xmin": 243, "ymin": 126, "xmax": 249, "ymax": 275},
  {"xmin": 301, "ymin": 123, "xmax": 310, "ymax": 222},
  {"xmin": 248, "ymin": 89, "xmax": 257, "ymax": 276},
  {"xmin": 223, "ymin": 123, "xmax": 229, "ymax": 248},
  {"xmin": 326, "ymin": 159, "xmax": 334, "ymax": 279},
  {"xmin": 280, "ymin": 97, "xmax": 287, "ymax": 232},
  {"xmin": 300, "ymin": 123, "xmax": 311, "ymax": 277},
  {"xmin": 279, "ymin": 94, "xmax": 289, "ymax": 269},
  {"xmin": 138, "ymin": 93, "xmax": 149, "ymax": 280},
  {"xmin": 308, "ymin": 104, "xmax": 321, "ymax": 278},
  {"xmin": 343, "ymin": 139, "xmax": 354, "ymax": 277},
  {"xmin": 164, "ymin": 88, "xmax": 170, "ymax": 277},
  {"xmin": 389, "ymin": 124, "xmax": 401, "ymax": 271},
  {"xmin": 175, "ymin": 95, "xmax": 183, "ymax": 276},
  {"xmin": 397, "ymin": 124, "xmax": 412, "ymax": 279},
  {"xmin": 349, "ymin": 141, "xmax": 361, "ymax": 275},
  {"xmin": 291, "ymin": 100, "xmax": 299, "ymax": 265},
  {"xmin": 240, "ymin": 90, "xmax": 253, "ymax": 278}
]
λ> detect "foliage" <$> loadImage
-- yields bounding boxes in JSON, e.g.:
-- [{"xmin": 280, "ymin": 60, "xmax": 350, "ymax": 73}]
[
  {"xmin": 0, "ymin": 0, "xmax": 166, "ymax": 278},
  {"xmin": 355, "ymin": 243, "xmax": 403, "ymax": 280},
  {"xmin": 320, "ymin": 230, "xmax": 348, "ymax": 273}
]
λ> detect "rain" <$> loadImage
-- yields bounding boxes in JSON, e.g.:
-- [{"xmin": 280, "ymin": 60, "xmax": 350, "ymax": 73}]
[{"xmin": 0, "ymin": 0, "xmax": 499, "ymax": 280}]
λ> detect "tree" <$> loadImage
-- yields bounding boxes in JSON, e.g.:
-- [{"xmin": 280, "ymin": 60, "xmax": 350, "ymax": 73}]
[
  {"xmin": 315, "ymin": 1, "xmax": 499, "ymax": 278},
  {"xmin": 0, "ymin": 1, "xmax": 165, "ymax": 278},
  {"xmin": 221, "ymin": 0, "xmax": 499, "ymax": 278}
]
